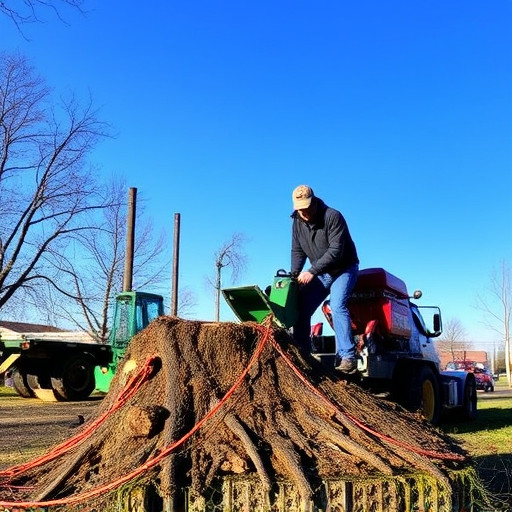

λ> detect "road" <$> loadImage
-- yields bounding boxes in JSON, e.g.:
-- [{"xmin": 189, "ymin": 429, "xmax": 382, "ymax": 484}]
[{"xmin": 477, "ymin": 382, "xmax": 512, "ymax": 400}]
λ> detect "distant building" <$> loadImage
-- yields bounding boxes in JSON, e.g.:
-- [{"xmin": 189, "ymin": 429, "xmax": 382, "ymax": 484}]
[
  {"xmin": 0, "ymin": 321, "xmax": 66, "ymax": 335},
  {"xmin": 437, "ymin": 349, "xmax": 488, "ymax": 370},
  {"xmin": 0, "ymin": 321, "xmax": 95, "ymax": 343}
]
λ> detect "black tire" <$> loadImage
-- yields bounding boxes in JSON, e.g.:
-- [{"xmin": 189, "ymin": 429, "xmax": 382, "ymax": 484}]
[
  {"xmin": 484, "ymin": 382, "xmax": 494, "ymax": 393},
  {"xmin": 26, "ymin": 370, "xmax": 59, "ymax": 401},
  {"xmin": 11, "ymin": 366, "xmax": 34, "ymax": 398},
  {"xmin": 394, "ymin": 364, "xmax": 441, "ymax": 424},
  {"xmin": 27, "ymin": 371, "xmax": 52, "ymax": 391},
  {"xmin": 51, "ymin": 354, "xmax": 96, "ymax": 401},
  {"xmin": 461, "ymin": 373, "xmax": 477, "ymax": 420}
]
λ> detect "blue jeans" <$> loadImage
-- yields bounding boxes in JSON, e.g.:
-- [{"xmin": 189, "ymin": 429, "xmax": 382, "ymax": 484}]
[{"xmin": 293, "ymin": 264, "xmax": 359, "ymax": 359}]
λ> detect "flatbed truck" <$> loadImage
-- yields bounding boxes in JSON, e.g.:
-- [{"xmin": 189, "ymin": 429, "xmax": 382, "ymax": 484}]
[{"xmin": 0, "ymin": 291, "xmax": 164, "ymax": 401}]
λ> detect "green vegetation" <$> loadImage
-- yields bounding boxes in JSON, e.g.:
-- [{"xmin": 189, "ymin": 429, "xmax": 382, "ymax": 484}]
[
  {"xmin": 441, "ymin": 379, "xmax": 512, "ymax": 510},
  {"xmin": 442, "ymin": 380, "xmax": 512, "ymax": 449},
  {"xmin": 0, "ymin": 385, "xmax": 17, "ymax": 397}
]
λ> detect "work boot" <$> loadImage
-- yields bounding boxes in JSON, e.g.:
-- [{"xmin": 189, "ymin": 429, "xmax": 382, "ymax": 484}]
[{"xmin": 335, "ymin": 357, "xmax": 358, "ymax": 374}]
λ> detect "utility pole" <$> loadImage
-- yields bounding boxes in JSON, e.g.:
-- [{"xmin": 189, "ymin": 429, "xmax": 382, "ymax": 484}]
[
  {"xmin": 123, "ymin": 187, "xmax": 137, "ymax": 292},
  {"xmin": 171, "ymin": 213, "xmax": 181, "ymax": 316}
]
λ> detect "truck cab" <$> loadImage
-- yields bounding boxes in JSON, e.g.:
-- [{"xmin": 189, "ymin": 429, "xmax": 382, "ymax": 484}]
[{"xmin": 94, "ymin": 291, "xmax": 164, "ymax": 393}]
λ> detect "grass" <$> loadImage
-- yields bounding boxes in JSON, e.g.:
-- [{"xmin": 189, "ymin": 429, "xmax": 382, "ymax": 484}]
[
  {"xmin": 0, "ymin": 384, "xmax": 101, "ymax": 468},
  {"xmin": 442, "ymin": 382, "xmax": 512, "ymax": 449},
  {"xmin": 441, "ymin": 379, "xmax": 512, "ymax": 510},
  {"xmin": 0, "ymin": 384, "xmax": 17, "ymax": 397}
]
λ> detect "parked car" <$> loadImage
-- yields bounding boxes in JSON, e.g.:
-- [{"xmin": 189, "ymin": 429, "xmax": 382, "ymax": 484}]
[
  {"xmin": 445, "ymin": 360, "xmax": 495, "ymax": 392},
  {"xmin": 474, "ymin": 368, "xmax": 495, "ymax": 392}
]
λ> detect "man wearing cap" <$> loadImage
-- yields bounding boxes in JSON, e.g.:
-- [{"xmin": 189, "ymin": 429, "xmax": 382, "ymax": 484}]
[{"xmin": 290, "ymin": 185, "xmax": 359, "ymax": 373}]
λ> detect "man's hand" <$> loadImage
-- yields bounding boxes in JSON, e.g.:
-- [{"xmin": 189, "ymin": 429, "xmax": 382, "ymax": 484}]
[{"xmin": 297, "ymin": 271, "xmax": 314, "ymax": 284}]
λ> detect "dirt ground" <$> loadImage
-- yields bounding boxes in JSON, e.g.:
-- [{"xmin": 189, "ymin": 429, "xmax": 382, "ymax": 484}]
[{"xmin": 0, "ymin": 388, "xmax": 102, "ymax": 469}]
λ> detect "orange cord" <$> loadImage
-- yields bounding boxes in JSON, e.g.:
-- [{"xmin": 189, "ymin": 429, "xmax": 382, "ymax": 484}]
[{"xmin": 267, "ymin": 333, "xmax": 466, "ymax": 462}]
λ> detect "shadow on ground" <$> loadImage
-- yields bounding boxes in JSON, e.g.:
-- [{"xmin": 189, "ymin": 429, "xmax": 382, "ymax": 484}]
[
  {"xmin": 442, "ymin": 406, "xmax": 512, "ymax": 435},
  {"xmin": 441, "ymin": 404, "xmax": 512, "ymax": 510}
]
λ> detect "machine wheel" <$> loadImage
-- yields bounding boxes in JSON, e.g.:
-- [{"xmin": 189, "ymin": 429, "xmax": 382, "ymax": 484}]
[
  {"xmin": 11, "ymin": 366, "xmax": 34, "ymax": 398},
  {"xmin": 461, "ymin": 373, "xmax": 477, "ymax": 420},
  {"xmin": 417, "ymin": 366, "xmax": 441, "ymax": 424},
  {"xmin": 395, "ymin": 365, "xmax": 441, "ymax": 424},
  {"xmin": 51, "ymin": 354, "xmax": 96, "ymax": 401},
  {"xmin": 484, "ymin": 382, "xmax": 494, "ymax": 393}
]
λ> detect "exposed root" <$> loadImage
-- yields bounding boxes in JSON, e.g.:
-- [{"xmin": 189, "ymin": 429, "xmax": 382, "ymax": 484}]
[
  {"xmin": 390, "ymin": 442, "xmax": 452, "ymax": 491},
  {"xmin": 269, "ymin": 433, "xmax": 314, "ymax": 512},
  {"xmin": 301, "ymin": 410, "xmax": 393, "ymax": 476},
  {"xmin": 224, "ymin": 412, "xmax": 272, "ymax": 492}
]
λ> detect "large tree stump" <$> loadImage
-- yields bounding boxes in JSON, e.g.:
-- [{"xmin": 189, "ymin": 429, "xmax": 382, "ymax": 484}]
[{"xmin": 0, "ymin": 317, "xmax": 482, "ymax": 511}]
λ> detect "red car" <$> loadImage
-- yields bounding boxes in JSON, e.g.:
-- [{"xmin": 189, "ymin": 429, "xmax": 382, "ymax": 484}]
[
  {"xmin": 446, "ymin": 361, "xmax": 495, "ymax": 392},
  {"xmin": 473, "ymin": 368, "xmax": 495, "ymax": 392}
]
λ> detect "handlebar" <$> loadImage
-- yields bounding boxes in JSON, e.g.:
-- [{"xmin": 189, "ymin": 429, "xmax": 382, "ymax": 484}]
[{"xmin": 275, "ymin": 269, "xmax": 299, "ymax": 280}]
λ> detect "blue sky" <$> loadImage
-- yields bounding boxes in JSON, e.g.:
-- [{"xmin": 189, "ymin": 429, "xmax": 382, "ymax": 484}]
[{"xmin": 3, "ymin": 1, "xmax": 512, "ymax": 349}]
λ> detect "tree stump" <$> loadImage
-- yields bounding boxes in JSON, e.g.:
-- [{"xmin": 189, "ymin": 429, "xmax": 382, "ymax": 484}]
[{"xmin": 0, "ymin": 317, "xmax": 483, "ymax": 512}]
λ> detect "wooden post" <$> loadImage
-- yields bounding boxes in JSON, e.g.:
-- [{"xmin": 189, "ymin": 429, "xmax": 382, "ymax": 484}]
[
  {"xmin": 123, "ymin": 187, "xmax": 137, "ymax": 292},
  {"xmin": 171, "ymin": 213, "xmax": 181, "ymax": 316}
]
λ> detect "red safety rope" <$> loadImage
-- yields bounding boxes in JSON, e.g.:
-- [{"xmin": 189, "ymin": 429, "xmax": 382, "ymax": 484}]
[
  {"xmin": 0, "ymin": 322, "xmax": 272, "ymax": 509},
  {"xmin": 0, "ymin": 355, "xmax": 159, "ymax": 480},
  {"xmin": 266, "ymin": 333, "xmax": 466, "ymax": 462}
]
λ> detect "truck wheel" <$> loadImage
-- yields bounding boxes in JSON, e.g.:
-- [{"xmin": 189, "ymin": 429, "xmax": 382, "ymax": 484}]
[
  {"xmin": 27, "ymin": 371, "xmax": 58, "ymax": 402},
  {"xmin": 11, "ymin": 366, "xmax": 34, "ymax": 398},
  {"xmin": 51, "ymin": 354, "xmax": 96, "ymax": 401},
  {"xmin": 461, "ymin": 374, "xmax": 477, "ymax": 420},
  {"xmin": 484, "ymin": 382, "xmax": 494, "ymax": 393},
  {"xmin": 396, "ymin": 365, "xmax": 441, "ymax": 424},
  {"xmin": 417, "ymin": 366, "xmax": 441, "ymax": 424}
]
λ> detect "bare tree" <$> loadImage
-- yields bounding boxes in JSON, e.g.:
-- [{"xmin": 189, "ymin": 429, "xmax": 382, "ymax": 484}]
[
  {"xmin": 177, "ymin": 286, "xmax": 198, "ymax": 318},
  {"xmin": 476, "ymin": 260, "xmax": 512, "ymax": 386},
  {"xmin": 209, "ymin": 233, "xmax": 247, "ymax": 321},
  {"xmin": 37, "ymin": 179, "xmax": 169, "ymax": 341},
  {"xmin": 0, "ymin": 52, "xmax": 110, "ymax": 319},
  {"xmin": 436, "ymin": 318, "xmax": 468, "ymax": 365},
  {"xmin": 1, "ymin": 0, "xmax": 85, "ymax": 30}
]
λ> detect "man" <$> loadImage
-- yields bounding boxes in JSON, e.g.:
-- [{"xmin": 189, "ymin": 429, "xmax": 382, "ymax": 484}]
[{"xmin": 290, "ymin": 184, "xmax": 359, "ymax": 373}]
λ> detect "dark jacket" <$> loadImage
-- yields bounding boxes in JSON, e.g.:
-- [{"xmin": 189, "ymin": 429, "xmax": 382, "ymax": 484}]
[{"xmin": 291, "ymin": 198, "xmax": 359, "ymax": 277}]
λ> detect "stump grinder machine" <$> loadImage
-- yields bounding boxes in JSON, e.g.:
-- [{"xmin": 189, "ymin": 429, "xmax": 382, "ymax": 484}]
[{"xmin": 222, "ymin": 267, "xmax": 477, "ymax": 424}]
